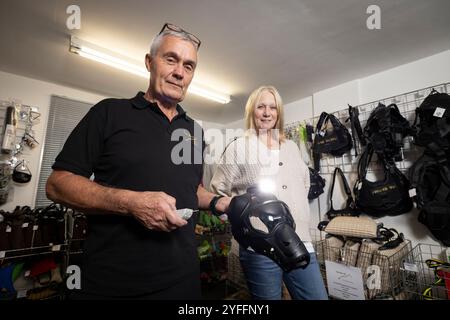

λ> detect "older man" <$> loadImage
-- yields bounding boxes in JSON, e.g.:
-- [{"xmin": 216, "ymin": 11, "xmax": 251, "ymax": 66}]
[{"xmin": 46, "ymin": 23, "xmax": 230, "ymax": 299}]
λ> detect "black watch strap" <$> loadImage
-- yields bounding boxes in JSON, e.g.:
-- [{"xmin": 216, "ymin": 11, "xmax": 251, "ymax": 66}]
[{"xmin": 209, "ymin": 195, "xmax": 224, "ymax": 216}]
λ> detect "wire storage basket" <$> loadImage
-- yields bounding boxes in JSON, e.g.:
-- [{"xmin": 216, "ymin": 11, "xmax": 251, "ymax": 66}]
[
  {"xmin": 401, "ymin": 243, "xmax": 450, "ymax": 300},
  {"xmin": 313, "ymin": 233, "xmax": 413, "ymax": 300}
]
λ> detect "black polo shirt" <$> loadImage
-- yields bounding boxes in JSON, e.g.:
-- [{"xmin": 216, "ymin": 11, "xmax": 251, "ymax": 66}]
[{"xmin": 52, "ymin": 92, "xmax": 204, "ymax": 297}]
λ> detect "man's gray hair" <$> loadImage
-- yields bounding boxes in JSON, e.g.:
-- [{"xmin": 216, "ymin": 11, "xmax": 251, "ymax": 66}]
[{"xmin": 150, "ymin": 30, "xmax": 198, "ymax": 58}]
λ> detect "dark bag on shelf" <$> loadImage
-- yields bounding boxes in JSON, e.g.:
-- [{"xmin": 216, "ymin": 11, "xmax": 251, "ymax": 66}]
[
  {"xmin": 308, "ymin": 167, "xmax": 325, "ymax": 200},
  {"xmin": 14, "ymin": 206, "xmax": 34, "ymax": 253},
  {"xmin": 8, "ymin": 219, "xmax": 25, "ymax": 251},
  {"xmin": 35, "ymin": 203, "xmax": 67, "ymax": 246},
  {"xmin": 0, "ymin": 215, "xmax": 10, "ymax": 251},
  {"xmin": 354, "ymin": 145, "xmax": 413, "ymax": 217},
  {"xmin": 326, "ymin": 167, "xmax": 360, "ymax": 219},
  {"xmin": 0, "ymin": 206, "xmax": 34, "ymax": 255},
  {"xmin": 3, "ymin": 207, "xmax": 26, "ymax": 252},
  {"xmin": 21, "ymin": 206, "xmax": 35, "ymax": 250},
  {"xmin": 70, "ymin": 212, "xmax": 88, "ymax": 252},
  {"xmin": 32, "ymin": 208, "xmax": 45, "ymax": 248},
  {"xmin": 39, "ymin": 214, "xmax": 55, "ymax": 246},
  {"xmin": 312, "ymin": 112, "xmax": 353, "ymax": 171},
  {"xmin": 71, "ymin": 212, "xmax": 88, "ymax": 239}
]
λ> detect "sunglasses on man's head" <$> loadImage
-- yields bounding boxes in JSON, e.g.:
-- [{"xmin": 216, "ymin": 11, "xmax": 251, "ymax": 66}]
[{"xmin": 159, "ymin": 23, "xmax": 201, "ymax": 49}]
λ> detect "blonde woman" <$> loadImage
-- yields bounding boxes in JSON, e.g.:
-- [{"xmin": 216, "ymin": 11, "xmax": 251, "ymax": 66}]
[{"xmin": 210, "ymin": 86, "xmax": 327, "ymax": 300}]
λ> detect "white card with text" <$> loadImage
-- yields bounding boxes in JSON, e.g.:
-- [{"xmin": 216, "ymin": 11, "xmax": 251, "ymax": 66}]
[{"xmin": 325, "ymin": 260, "xmax": 366, "ymax": 300}]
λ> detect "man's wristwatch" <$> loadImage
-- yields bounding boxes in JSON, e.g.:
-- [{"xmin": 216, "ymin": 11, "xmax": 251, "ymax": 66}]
[{"xmin": 209, "ymin": 195, "xmax": 224, "ymax": 216}]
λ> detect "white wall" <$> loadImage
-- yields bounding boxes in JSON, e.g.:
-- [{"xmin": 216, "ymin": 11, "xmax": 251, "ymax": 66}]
[
  {"xmin": 284, "ymin": 49, "xmax": 450, "ymax": 247},
  {"xmin": 359, "ymin": 50, "xmax": 450, "ymax": 105},
  {"xmin": 225, "ymin": 118, "xmax": 245, "ymax": 131},
  {"xmin": 313, "ymin": 81, "xmax": 360, "ymax": 115},
  {"xmin": 284, "ymin": 96, "xmax": 314, "ymax": 125},
  {"xmin": 199, "ymin": 118, "xmax": 243, "ymax": 155},
  {"xmin": 201, "ymin": 119, "xmax": 246, "ymax": 190},
  {"xmin": 193, "ymin": 119, "xmax": 224, "ymax": 131},
  {"xmin": 0, "ymin": 70, "xmax": 109, "ymax": 211}
]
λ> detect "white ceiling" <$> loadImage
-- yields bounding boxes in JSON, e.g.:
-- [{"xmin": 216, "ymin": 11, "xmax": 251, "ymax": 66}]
[{"xmin": 0, "ymin": 0, "xmax": 449, "ymax": 123}]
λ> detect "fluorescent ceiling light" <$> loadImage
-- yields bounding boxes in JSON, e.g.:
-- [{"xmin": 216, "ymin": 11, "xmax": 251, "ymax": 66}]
[{"xmin": 69, "ymin": 36, "xmax": 231, "ymax": 104}]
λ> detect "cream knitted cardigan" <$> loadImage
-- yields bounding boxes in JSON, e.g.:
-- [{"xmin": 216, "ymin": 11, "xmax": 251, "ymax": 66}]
[{"xmin": 210, "ymin": 134, "xmax": 312, "ymax": 242}]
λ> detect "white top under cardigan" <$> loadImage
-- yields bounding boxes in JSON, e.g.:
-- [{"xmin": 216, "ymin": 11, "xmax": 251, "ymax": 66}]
[{"xmin": 210, "ymin": 134, "xmax": 313, "ymax": 243}]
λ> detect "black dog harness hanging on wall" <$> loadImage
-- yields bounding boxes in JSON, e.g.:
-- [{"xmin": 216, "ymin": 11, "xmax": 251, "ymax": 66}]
[
  {"xmin": 409, "ymin": 89, "xmax": 450, "ymax": 246},
  {"xmin": 413, "ymin": 89, "xmax": 450, "ymax": 150},
  {"xmin": 354, "ymin": 145, "xmax": 413, "ymax": 217},
  {"xmin": 363, "ymin": 103, "xmax": 412, "ymax": 162},
  {"xmin": 312, "ymin": 112, "xmax": 352, "ymax": 171},
  {"xmin": 326, "ymin": 167, "xmax": 360, "ymax": 220},
  {"xmin": 409, "ymin": 152, "xmax": 450, "ymax": 246}
]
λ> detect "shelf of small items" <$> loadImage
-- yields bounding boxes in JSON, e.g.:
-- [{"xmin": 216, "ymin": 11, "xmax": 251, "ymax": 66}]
[
  {"xmin": 195, "ymin": 210, "xmax": 231, "ymax": 294},
  {"xmin": 0, "ymin": 100, "xmax": 41, "ymax": 206},
  {"xmin": 0, "ymin": 205, "xmax": 68, "ymax": 300}
]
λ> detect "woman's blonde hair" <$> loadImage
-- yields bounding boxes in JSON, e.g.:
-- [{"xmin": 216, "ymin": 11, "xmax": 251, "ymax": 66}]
[{"xmin": 244, "ymin": 85, "xmax": 285, "ymax": 142}]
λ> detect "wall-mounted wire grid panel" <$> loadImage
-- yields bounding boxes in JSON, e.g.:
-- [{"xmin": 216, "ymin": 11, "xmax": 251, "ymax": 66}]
[
  {"xmin": 285, "ymin": 82, "xmax": 450, "ymax": 174},
  {"xmin": 401, "ymin": 243, "xmax": 450, "ymax": 300}
]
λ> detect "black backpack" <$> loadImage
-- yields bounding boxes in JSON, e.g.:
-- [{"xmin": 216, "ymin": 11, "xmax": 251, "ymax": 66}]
[
  {"xmin": 326, "ymin": 167, "xmax": 360, "ymax": 219},
  {"xmin": 313, "ymin": 112, "xmax": 352, "ymax": 171},
  {"xmin": 364, "ymin": 103, "xmax": 412, "ymax": 162},
  {"xmin": 409, "ymin": 89, "xmax": 450, "ymax": 246},
  {"xmin": 308, "ymin": 167, "xmax": 325, "ymax": 200},
  {"xmin": 354, "ymin": 145, "xmax": 413, "ymax": 217},
  {"xmin": 409, "ymin": 151, "xmax": 450, "ymax": 246},
  {"xmin": 413, "ymin": 89, "xmax": 450, "ymax": 150}
]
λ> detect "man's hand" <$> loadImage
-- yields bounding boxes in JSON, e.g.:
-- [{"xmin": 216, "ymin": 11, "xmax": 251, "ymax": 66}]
[
  {"xmin": 46, "ymin": 170, "xmax": 186, "ymax": 232},
  {"xmin": 128, "ymin": 191, "xmax": 187, "ymax": 232}
]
